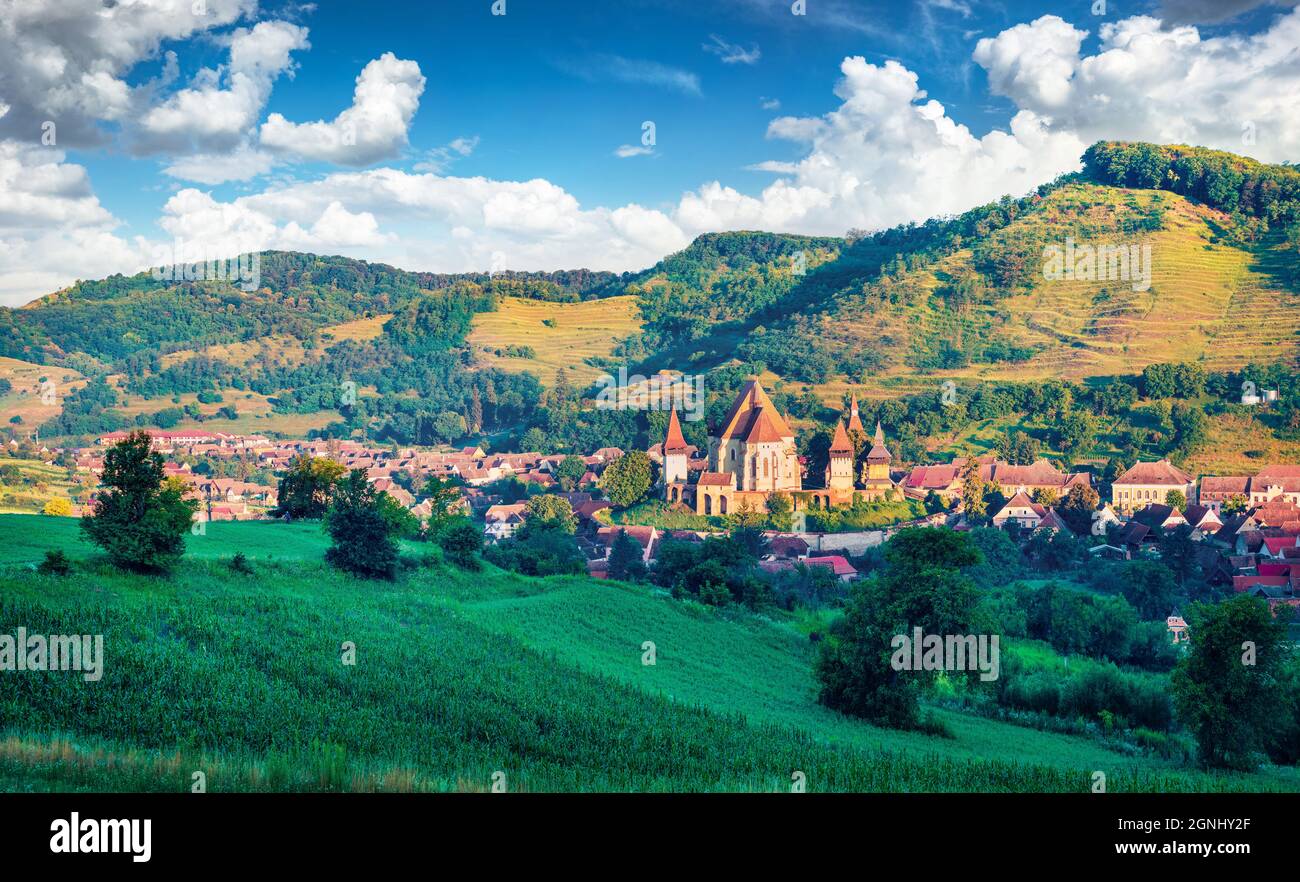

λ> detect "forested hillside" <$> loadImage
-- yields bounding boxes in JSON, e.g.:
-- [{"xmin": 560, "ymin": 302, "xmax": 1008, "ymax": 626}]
[{"xmin": 2, "ymin": 142, "xmax": 1298, "ymax": 452}]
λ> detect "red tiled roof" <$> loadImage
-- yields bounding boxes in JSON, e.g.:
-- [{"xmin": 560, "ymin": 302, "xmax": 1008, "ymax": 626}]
[
  {"xmin": 1234, "ymin": 574, "xmax": 1289, "ymax": 593},
  {"xmin": 805, "ymin": 555, "xmax": 858, "ymax": 576},
  {"xmin": 662, "ymin": 409, "xmax": 689, "ymax": 453},
  {"xmin": 1263, "ymin": 536, "xmax": 1298, "ymax": 555},
  {"xmin": 828, "ymin": 421, "xmax": 853, "ymax": 455},
  {"xmin": 717, "ymin": 380, "xmax": 793, "ymax": 442},
  {"xmin": 1115, "ymin": 460, "xmax": 1194, "ymax": 487}
]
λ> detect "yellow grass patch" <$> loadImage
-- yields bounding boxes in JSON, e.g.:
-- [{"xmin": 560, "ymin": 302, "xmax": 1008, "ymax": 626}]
[{"xmin": 468, "ymin": 295, "xmax": 643, "ymax": 384}]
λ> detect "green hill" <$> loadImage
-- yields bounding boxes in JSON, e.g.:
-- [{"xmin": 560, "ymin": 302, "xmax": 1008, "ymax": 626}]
[
  {"xmin": 623, "ymin": 144, "xmax": 1300, "ymax": 399},
  {"xmin": 0, "ymin": 515, "xmax": 1294, "ymax": 792},
  {"xmin": 2, "ymin": 141, "xmax": 1297, "ymax": 444}
]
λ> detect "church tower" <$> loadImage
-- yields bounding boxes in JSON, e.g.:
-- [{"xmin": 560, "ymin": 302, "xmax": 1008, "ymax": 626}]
[
  {"xmin": 661, "ymin": 408, "xmax": 689, "ymax": 485},
  {"xmin": 861, "ymin": 421, "xmax": 895, "ymax": 497},
  {"xmin": 825, "ymin": 420, "xmax": 854, "ymax": 492}
]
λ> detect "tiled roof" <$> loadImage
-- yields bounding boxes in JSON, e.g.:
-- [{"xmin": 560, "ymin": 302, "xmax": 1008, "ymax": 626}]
[
  {"xmin": 1115, "ymin": 459, "xmax": 1194, "ymax": 487},
  {"xmin": 717, "ymin": 380, "xmax": 793, "ymax": 442}
]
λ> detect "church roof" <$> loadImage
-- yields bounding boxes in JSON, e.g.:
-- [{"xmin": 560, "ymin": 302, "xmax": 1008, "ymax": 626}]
[
  {"xmin": 743, "ymin": 407, "xmax": 788, "ymax": 444},
  {"xmin": 662, "ymin": 409, "xmax": 689, "ymax": 453},
  {"xmin": 866, "ymin": 421, "xmax": 892, "ymax": 462},
  {"xmin": 828, "ymin": 420, "xmax": 853, "ymax": 455},
  {"xmin": 717, "ymin": 379, "xmax": 794, "ymax": 442}
]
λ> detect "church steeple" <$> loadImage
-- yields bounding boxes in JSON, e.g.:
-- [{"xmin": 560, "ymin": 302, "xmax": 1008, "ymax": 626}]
[
  {"xmin": 829, "ymin": 420, "xmax": 853, "ymax": 455},
  {"xmin": 661, "ymin": 409, "xmax": 689, "ymax": 485},
  {"xmin": 846, "ymin": 394, "xmax": 865, "ymax": 435},
  {"xmin": 663, "ymin": 408, "xmax": 688, "ymax": 454},
  {"xmin": 867, "ymin": 421, "xmax": 892, "ymax": 463}
]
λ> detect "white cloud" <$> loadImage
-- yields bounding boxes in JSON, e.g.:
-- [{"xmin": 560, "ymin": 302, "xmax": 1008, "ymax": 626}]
[
  {"xmin": 162, "ymin": 143, "xmax": 277, "ymax": 185},
  {"xmin": 8, "ymin": 9, "xmax": 1300, "ymax": 310},
  {"xmin": 259, "ymin": 52, "xmax": 426, "ymax": 165},
  {"xmin": 0, "ymin": 140, "xmax": 150, "ymax": 306},
  {"xmin": 973, "ymin": 12, "xmax": 1300, "ymax": 163},
  {"xmin": 703, "ymin": 35, "xmax": 761, "ymax": 65},
  {"xmin": 564, "ymin": 55, "xmax": 702, "ymax": 96},
  {"xmin": 614, "ymin": 145, "xmax": 654, "ymax": 158},
  {"xmin": 413, "ymin": 135, "xmax": 480, "ymax": 174},
  {"xmin": 759, "ymin": 96, "xmax": 781, "ymax": 110},
  {"xmin": 137, "ymin": 20, "xmax": 309, "ymax": 154},
  {"xmin": 0, "ymin": 0, "xmax": 255, "ymax": 147}
]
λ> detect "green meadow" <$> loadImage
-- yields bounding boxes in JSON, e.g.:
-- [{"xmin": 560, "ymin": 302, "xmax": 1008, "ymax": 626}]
[{"xmin": 0, "ymin": 514, "xmax": 1295, "ymax": 793}]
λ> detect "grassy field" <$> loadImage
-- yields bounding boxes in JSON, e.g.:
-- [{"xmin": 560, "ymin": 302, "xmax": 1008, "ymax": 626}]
[
  {"xmin": 0, "ymin": 356, "xmax": 88, "ymax": 431},
  {"xmin": 468, "ymin": 295, "xmax": 643, "ymax": 385},
  {"xmin": 0, "ymin": 516, "xmax": 1295, "ymax": 792},
  {"xmin": 0, "ymin": 460, "xmax": 82, "ymax": 515}
]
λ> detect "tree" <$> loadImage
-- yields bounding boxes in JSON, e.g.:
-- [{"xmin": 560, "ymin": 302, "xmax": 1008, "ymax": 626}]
[
  {"xmin": 1054, "ymin": 412, "xmax": 1096, "ymax": 455},
  {"xmin": 554, "ymin": 455, "xmax": 588, "ymax": 491},
  {"xmin": 277, "ymin": 455, "xmax": 346, "ymax": 519},
  {"xmin": 1117, "ymin": 560, "xmax": 1177, "ymax": 619},
  {"xmin": 601, "ymin": 449, "xmax": 654, "ymax": 509},
  {"xmin": 36, "ymin": 549, "xmax": 72, "ymax": 576},
  {"xmin": 608, "ymin": 529, "xmax": 648, "ymax": 581},
  {"xmin": 1031, "ymin": 487, "xmax": 1058, "ymax": 507},
  {"xmin": 484, "ymin": 525, "xmax": 584, "ymax": 576},
  {"xmin": 324, "ymin": 469, "xmax": 399, "ymax": 580},
  {"xmin": 1222, "ymin": 493, "xmax": 1249, "ymax": 515},
  {"xmin": 376, "ymin": 492, "xmax": 421, "ymax": 539},
  {"xmin": 81, "ymin": 430, "xmax": 198, "ymax": 573},
  {"xmin": 520, "ymin": 427, "xmax": 547, "ymax": 452},
  {"xmin": 525, "ymin": 494, "xmax": 576, "ymax": 533},
  {"xmin": 1056, "ymin": 483, "xmax": 1101, "ymax": 535},
  {"xmin": 961, "ymin": 461, "xmax": 989, "ymax": 524},
  {"xmin": 42, "ymin": 498, "xmax": 72, "ymax": 517},
  {"xmin": 421, "ymin": 475, "xmax": 463, "ymax": 532},
  {"xmin": 996, "ymin": 430, "xmax": 1040, "ymax": 465},
  {"xmin": 815, "ymin": 528, "xmax": 983, "ymax": 729},
  {"xmin": 1171, "ymin": 596, "xmax": 1288, "ymax": 769},
  {"xmin": 766, "ymin": 491, "xmax": 794, "ymax": 531},
  {"xmin": 1165, "ymin": 488, "xmax": 1187, "ymax": 510},
  {"xmin": 437, "ymin": 516, "xmax": 483, "ymax": 569},
  {"xmin": 1158, "ymin": 524, "xmax": 1200, "ymax": 589}
]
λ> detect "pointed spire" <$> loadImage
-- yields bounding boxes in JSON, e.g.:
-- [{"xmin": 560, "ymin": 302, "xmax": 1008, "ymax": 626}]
[
  {"xmin": 847, "ymin": 394, "xmax": 865, "ymax": 434},
  {"xmin": 829, "ymin": 420, "xmax": 853, "ymax": 455},
  {"xmin": 867, "ymin": 421, "xmax": 892, "ymax": 463},
  {"xmin": 663, "ymin": 408, "xmax": 689, "ymax": 453}
]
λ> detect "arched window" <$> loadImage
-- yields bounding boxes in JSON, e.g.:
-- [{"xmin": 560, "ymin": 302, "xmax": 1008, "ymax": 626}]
[
  {"xmin": 720, "ymin": 495, "xmax": 729, "ymax": 514},
  {"xmin": 704, "ymin": 495, "xmax": 713, "ymax": 515}
]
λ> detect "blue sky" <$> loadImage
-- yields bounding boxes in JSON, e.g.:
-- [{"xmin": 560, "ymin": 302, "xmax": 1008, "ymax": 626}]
[{"xmin": 2, "ymin": 0, "xmax": 1298, "ymax": 304}]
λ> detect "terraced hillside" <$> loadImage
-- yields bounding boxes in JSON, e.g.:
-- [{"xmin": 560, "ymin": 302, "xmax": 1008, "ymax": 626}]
[
  {"xmin": 722, "ymin": 185, "xmax": 1299, "ymax": 401},
  {"xmin": 468, "ymin": 294, "xmax": 643, "ymax": 384}
]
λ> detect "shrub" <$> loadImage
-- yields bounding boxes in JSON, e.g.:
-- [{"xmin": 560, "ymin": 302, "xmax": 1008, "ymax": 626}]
[{"xmin": 36, "ymin": 550, "xmax": 72, "ymax": 576}]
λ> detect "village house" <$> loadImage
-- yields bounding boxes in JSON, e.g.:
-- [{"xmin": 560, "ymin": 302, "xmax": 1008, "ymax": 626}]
[
  {"xmin": 1111, "ymin": 460, "xmax": 1197, "ymax": 513},
  {"xmin": 903, "ymin": 455, "xmax": 1090, "ymax": 502},
  {"xmin": 990, "ymin": 491, "xmax": 1048, "ymax": 530},
  {"xmin": 483, "ymin": 503, "xmax": 528, "ymax": 542}
]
